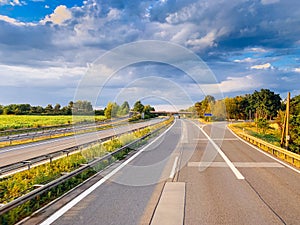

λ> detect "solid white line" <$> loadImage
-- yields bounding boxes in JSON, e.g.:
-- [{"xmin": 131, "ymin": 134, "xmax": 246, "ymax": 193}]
[
  {"xmin": 188, "ymin": 162, "xmax": 284, "ymax": 168},
  {"xmin": 169, "ymin": 156, "xmax": 179, "ymax": 179},
  {"xmin": 39, "ymin": 121, "xmax": 176, "ymax": 225},
  {"xmin": 227, "ymin": 127, "xmax": 300, "ymax": 174},
  {"xmin": 196, "ymin": 125, "xmax": 245, "ymax": 180},
  {"xmin": 193, "ymin": 138, "xmax": 239, "ymax": 141}
]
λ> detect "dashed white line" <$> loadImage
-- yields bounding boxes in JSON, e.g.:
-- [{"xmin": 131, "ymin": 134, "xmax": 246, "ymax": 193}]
[{"xmin": 169, "ymin": 156, "xmax": 179, "ymax": 179}]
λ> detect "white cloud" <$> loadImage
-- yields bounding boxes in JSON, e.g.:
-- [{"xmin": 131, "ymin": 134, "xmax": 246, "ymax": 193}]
[
  {"xmin": 261, "ymin": 0, "xmax": 280, "ymax": 5},
  {"xmin": 249, "ymin": 47, "xmax": 268, "ymax": 53},
  {"xmin": 0, "ymin": 64, "xmax": 85, "ymax": 87},
  {"xmin": 186, "ymin": 31, "xmax": 217, "ymax": 50},
  {"xmin": 294, "ymin": 68, "xmax": 300, "ymax": 73},
  {"xmin": 0, "ymin": 15, "xmax": 25, "ymax": 26},
  {"xmin": 234, "ymin": 57, "xmax": 254, "ymax": 63},
  {"xmin": 200, "ymin": 75, "xmax": 259, "ymax": 95},
  {"xmin": 186, "ymin": 28, "xmax": 228, "ymax": 51},
  {"xmin": 166, "ymin": 3, "xmax": 198, "ymax": 24},
  {"xmin": 41, "ymin": 5, "xmax": 72, "ymax": 25},
  {"xmin": 0, "ymin": 0, "xmax": 23, "ymax": 6},
  {"xmin": 107, "ymin": 8, "xmax": 121, "ymax": 21},
  {"xmin": 250, "ymin": 63, "xmax": 272, "ymax": 69}
]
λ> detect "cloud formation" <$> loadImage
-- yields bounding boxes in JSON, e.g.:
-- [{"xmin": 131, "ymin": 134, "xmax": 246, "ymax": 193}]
[
  {"xmin": 0, "ymin": 0, "xmax": 299, "ymax": 106},
  {"xmin": 251, "ymin": 63, "xmax": 272, "ymax": 70},
  {"xmin": 41, "ymin": 5, "xmax": 72, "ymax": 25}
]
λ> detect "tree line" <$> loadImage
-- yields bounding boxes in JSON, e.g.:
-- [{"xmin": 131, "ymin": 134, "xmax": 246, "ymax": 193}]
[
  {"xmin": 0, "ymin": 100, "xmax": 157, "ymax": 120},
  {"xmin": 0, "ymin": 101, "xmax": 95, "ymax": 116},
  {"xmin": 194, "ymin": 89, "xmax": 283, "ymax": 121},
  {"xmin": 104, "ymin": 100, "xmax": 156, "ymax": 120}
]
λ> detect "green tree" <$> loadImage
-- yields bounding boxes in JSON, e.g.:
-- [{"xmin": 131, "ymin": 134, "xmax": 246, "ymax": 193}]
[
  {"xmin": 44, "ymin": 104, "xmax": 53, "ymax": 115},
  {"xmin": 250, "ymin": 89, "xmax": 281, "ymax": 119},
  {"xmin": 54, "ymin": 104, "xmax": 61, "ymax": 114},
  {"xmin": 73, "ymin": 100, "xmax": 93, "ymax": 115},
  {"xmin": 194, "ymin": 95, "xmax": 215, "ymax": 118},
  {"xmin": 289, "ymin": 94, "xmax": 300, "ymax": 153},
  {"xmin": 104, "ymin": 102, "xmax": 119, "ymax": 119},
  {"xmin": 118, "ymin": 101, "xmax": 130, "ymax": 116},
  {"xmin": 133, "ymin": 101, "xmax": 144, "ymax": 113},
  {"xmin": 290, "ymin": 94, "xmax": 300, "ymax": 115},
  {"xmin": 211, "ymin": 100, "xmax": 226, "ymax": 121},
  {"xmin": 143, "ymin": 105, "xmax": 155, "ymax": 119},
  {"xmin": 30, "ymin": 106, "xmax": 44, "ymax": 114}
]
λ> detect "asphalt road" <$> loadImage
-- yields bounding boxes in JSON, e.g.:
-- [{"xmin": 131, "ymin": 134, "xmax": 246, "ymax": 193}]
[
  {"xmin": 0, "ymin": 119, "xmax": 164, "ymax": 167},
  {"xmin": 37, "ymin": 118, "xmax": 184, "ymax": 225},
  {"xmin": 178, "ymin": 120, "xmax": 300, "ymax": 225},
  {"xmin": 28, "ymin": 119, "xmax": 300, "ymax": 225}
]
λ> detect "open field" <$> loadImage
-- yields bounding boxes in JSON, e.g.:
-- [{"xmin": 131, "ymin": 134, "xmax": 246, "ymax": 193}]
[{"xmin": 0, "ymin": 115, "xmax": 106, "ymax": 131}]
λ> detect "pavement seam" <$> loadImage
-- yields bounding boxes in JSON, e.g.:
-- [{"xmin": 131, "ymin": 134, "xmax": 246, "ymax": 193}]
[
  {"xmin": 148, "ymin": 182, "xmax": 167, "ymax": 225},
  {"xmin": 244, "ymin": 179, "xmax": 287, "ymax": 225}
]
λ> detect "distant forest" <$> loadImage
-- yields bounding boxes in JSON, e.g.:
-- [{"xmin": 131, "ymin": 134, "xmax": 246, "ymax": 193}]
[
  {"xmin": 0, "ymin": 100, "xmax": 102, "ymax": 116},
  {"xmin": 0, "ymin": 100, "xmax": 155, "ymax": 119}
]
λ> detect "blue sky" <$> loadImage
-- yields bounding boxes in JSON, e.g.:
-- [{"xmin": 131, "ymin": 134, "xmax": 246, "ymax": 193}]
[{"xmin": 0, "ymin": 0, "xmax": 299, "ymax": 109}]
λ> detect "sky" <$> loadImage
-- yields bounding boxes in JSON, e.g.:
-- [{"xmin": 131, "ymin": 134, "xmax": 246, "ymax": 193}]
[{"xmin": 0, "ymin": 0, "xmax": 299, "ymax": 110}]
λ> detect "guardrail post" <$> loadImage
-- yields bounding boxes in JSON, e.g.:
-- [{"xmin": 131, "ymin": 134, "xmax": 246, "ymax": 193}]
[{"xmin": 22, "ymin": 161, "xmax": 31, "ymax": 170}]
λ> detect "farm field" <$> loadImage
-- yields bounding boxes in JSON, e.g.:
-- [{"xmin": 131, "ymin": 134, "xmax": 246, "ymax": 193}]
[{"xmin": 0, "ymin": 115, "xmax": 106, "ymax": 131}]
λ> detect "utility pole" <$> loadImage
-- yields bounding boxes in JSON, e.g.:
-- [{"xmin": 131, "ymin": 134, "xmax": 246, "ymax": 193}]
[{"xmin": 285, "ymin": 92, "xmax": 290, "ymax": 149}]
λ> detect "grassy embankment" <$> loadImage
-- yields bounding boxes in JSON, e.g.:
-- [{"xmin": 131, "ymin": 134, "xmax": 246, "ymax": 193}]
[{"xmin": 229, "ymin": 121, "xmax": 281, "ymax": 147}]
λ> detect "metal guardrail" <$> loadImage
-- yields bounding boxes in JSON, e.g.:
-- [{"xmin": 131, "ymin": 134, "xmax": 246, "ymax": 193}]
[
  {"xmin": 235, "ymin": 131, "xmax": 300, "ymax": 168},
  {"xmin": 0, "ymin": 121, "xmax": 170, "ymax": 215},
  {"xmin": 0, "ymin": 120, "xmax": 161, "ymax": 176}
]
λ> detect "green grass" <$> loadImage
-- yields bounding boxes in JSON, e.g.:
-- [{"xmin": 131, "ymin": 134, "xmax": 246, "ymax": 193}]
[
  {"xmin": 0, "ymin": 115, "xmax": 106, "ymax": 131},
  {"xmin": 231, "ymin": 122, "xmax": 281, "ymax": 146}
]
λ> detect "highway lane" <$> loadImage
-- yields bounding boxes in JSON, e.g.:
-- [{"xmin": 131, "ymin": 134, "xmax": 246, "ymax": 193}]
[
  {"xmin": 179, "ymin": 120, "xmax": 300, "ymax": 225},
  {"xmin": 26, "ymin": 119, "xmax": 299, "ymax": 225},
  {"xmin": 0, "ymin": 119, "xmax": 164, "ymax": 167},
  {"xmin": 37, "ymin": 119, "xmax": 186, "ymax": 225}
]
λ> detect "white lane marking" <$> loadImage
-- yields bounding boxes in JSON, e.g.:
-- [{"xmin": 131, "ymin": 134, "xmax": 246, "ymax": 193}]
[
  {"xmin": 188, "ymin": 162, "xmax": 284, "ymax": 168},
  {"xmin": 169, "ymin": 156, "xmax": 179, "ymax": 179},
  {"xmin": 39, "ymin": 121, "xmax": 176, "ymax": 225},
  {"xmin": 227, "ymin": 127, "xmax": 300, "ymax": 174},
  {"xmin": 193, "ymin": 138, "xmax": 239, "ymax": 141},
  {"xmin": 188, "ymin": 162, "xmax": 228, "ymax": 167},
  {"xmin": 197, "ymin": 126, "xmax": 245, "ymax": 180}
]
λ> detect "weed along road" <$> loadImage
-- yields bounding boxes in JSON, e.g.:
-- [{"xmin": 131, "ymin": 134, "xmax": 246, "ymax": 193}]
[
  {"xmin": 0, "ymin": 119, "xmax": 164, "ymax": 167},
  {"xmin": 28, "ymin": 118, "xmax": 300, "ymax": 225}
]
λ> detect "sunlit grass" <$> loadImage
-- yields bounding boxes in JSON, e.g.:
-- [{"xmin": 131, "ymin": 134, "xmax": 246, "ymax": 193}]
[
  {"xmin": 230, "ymin": 122, "xmax": 281, "ymax": 146},
  {"xmin": 0, "ymin": 115, "xmax": 106, "ymax": 131}
]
